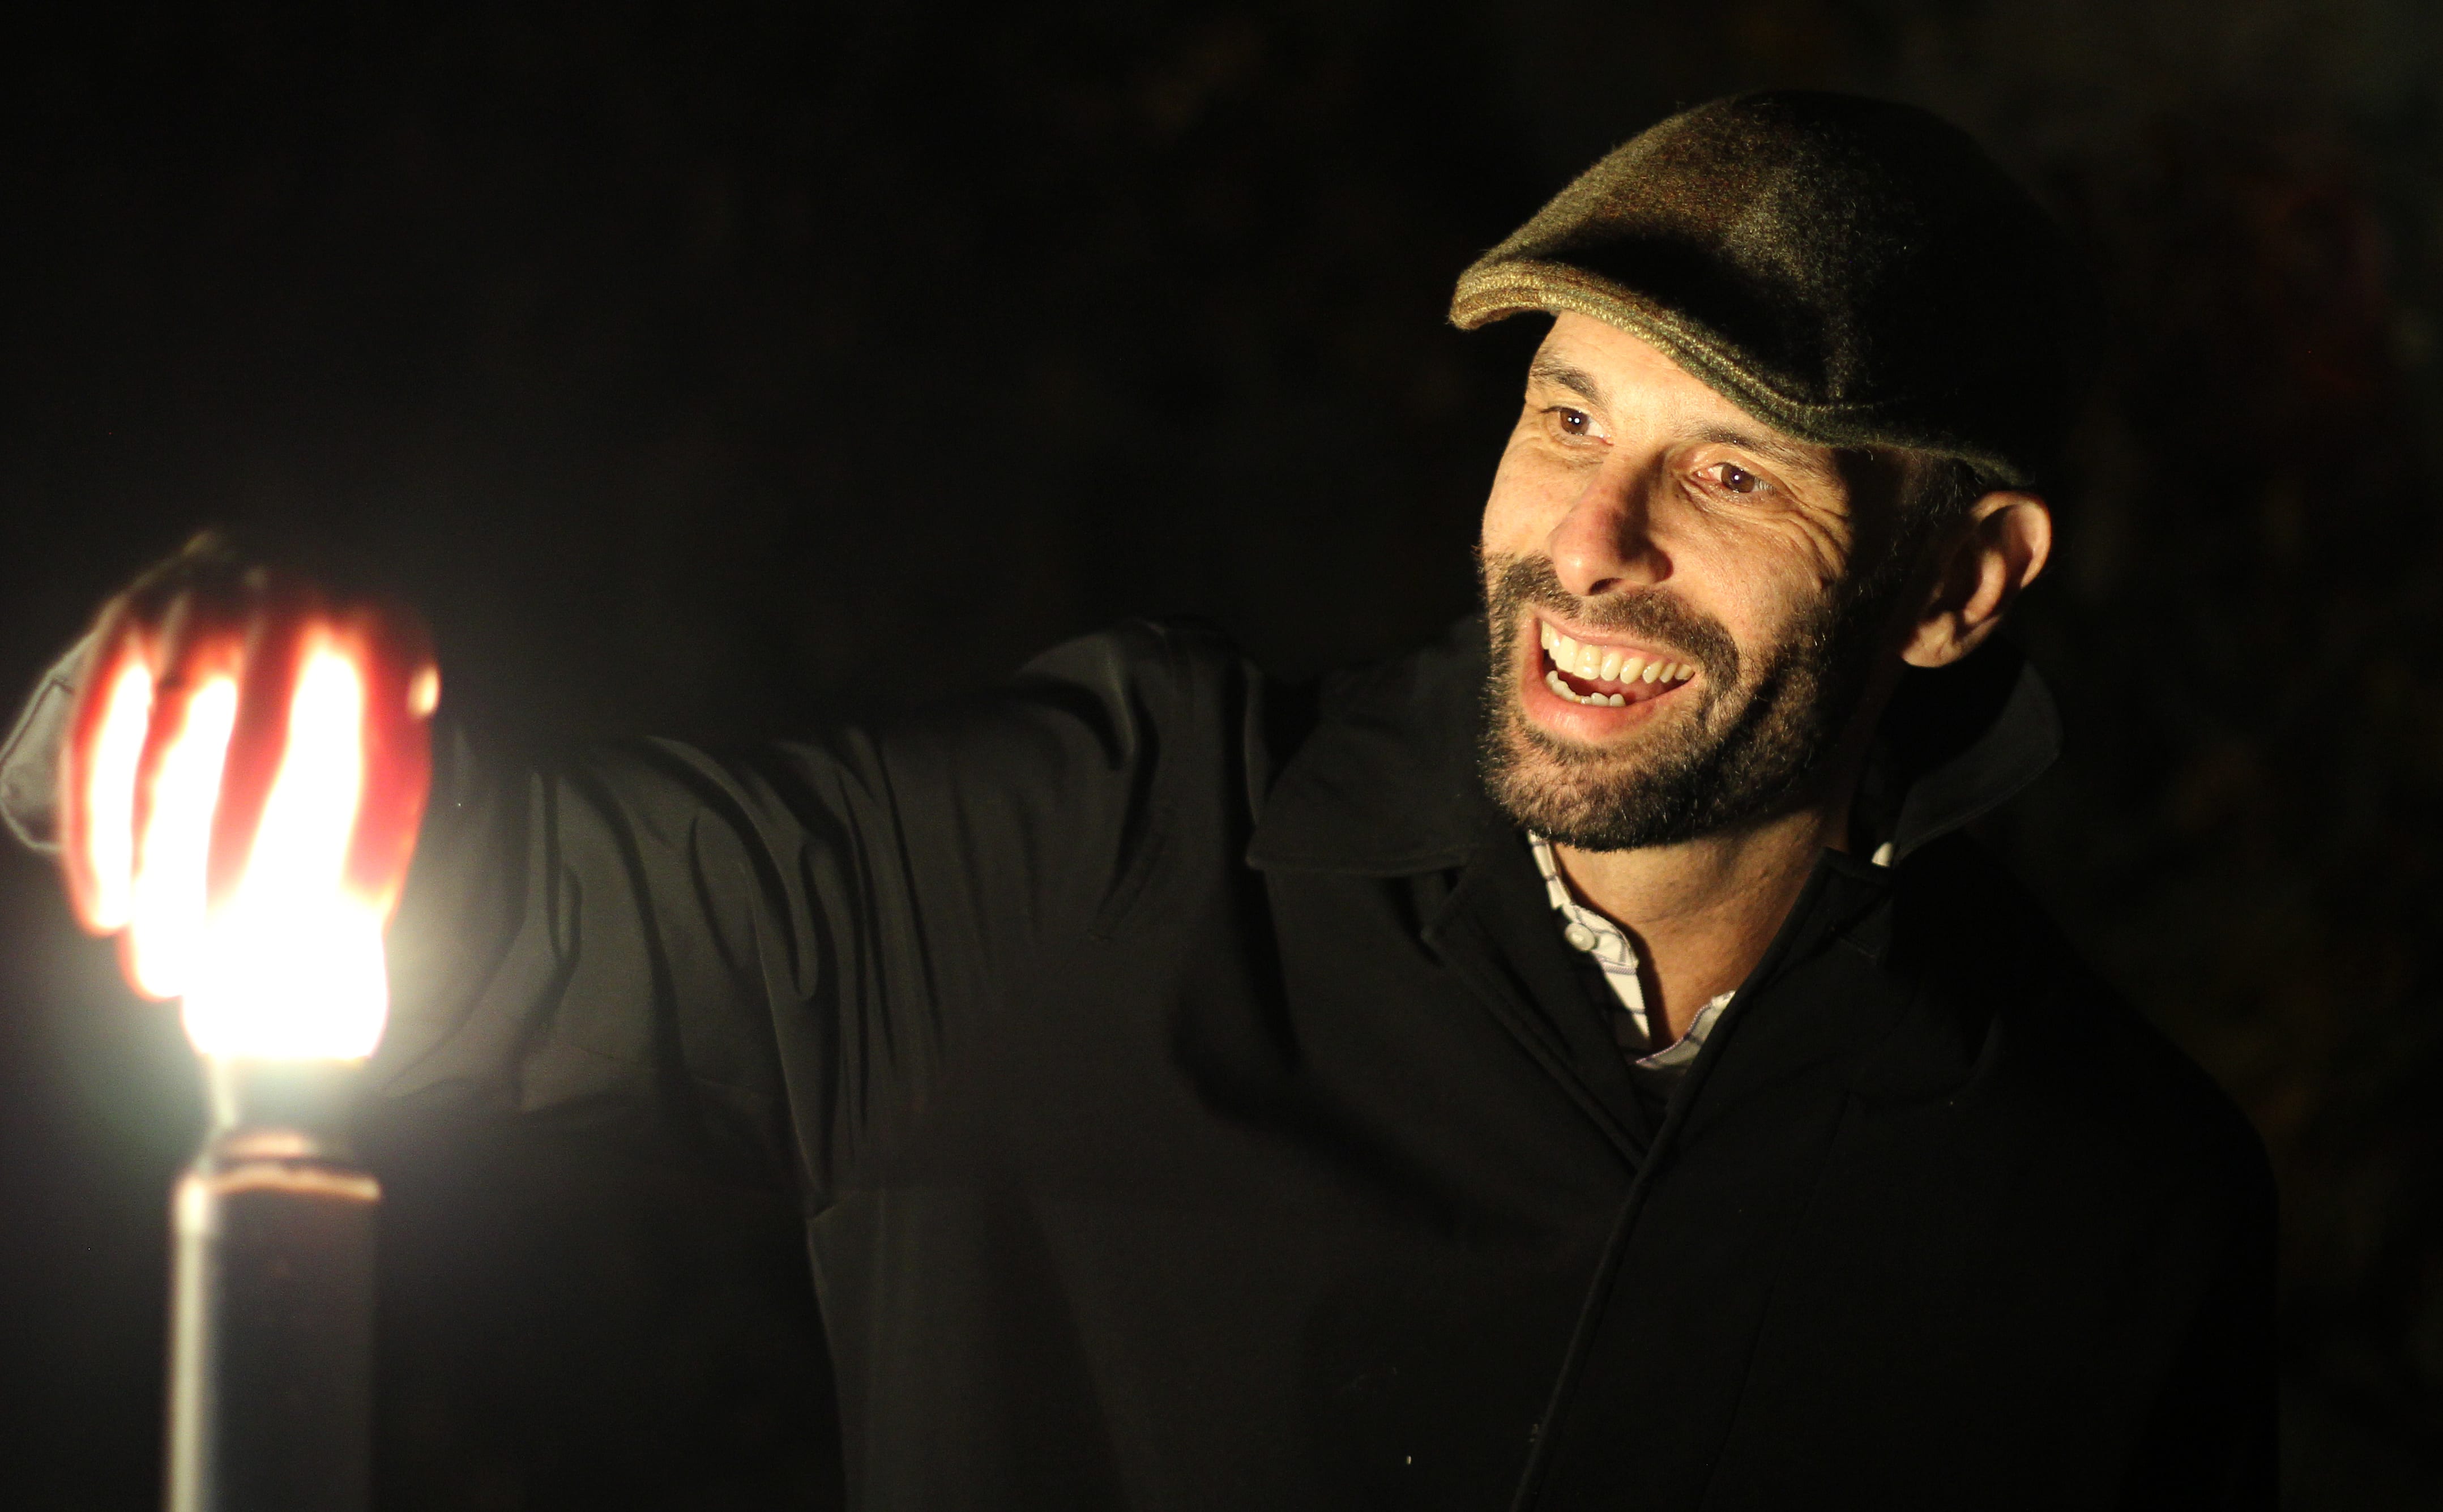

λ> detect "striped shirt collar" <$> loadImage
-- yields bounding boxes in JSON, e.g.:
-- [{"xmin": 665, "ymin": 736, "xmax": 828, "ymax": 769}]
[{"xmin": 1527, "ymin": 831, "xmax": 1733, "ymax": 1073}]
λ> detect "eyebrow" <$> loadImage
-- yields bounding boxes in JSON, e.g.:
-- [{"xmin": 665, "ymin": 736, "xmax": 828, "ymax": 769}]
[
  {"xmin": 1686, "ymin": 423, "xmax": 1836, "ymax": 479},
  {"xmin": 1526, "ymin": 353, "xmax": 1608, "ymax": 407}
]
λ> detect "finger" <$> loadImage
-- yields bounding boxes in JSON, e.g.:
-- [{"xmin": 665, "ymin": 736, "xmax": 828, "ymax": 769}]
[
  {"xmin": 205, "ymin": 589, "xmax": 430, "ymax": 918},
  {"xmin": 338, "ymin": 596, "xmax": 437, "ymax": 919},
  {"xmin": 58, "ymin": 604, "xmax": 157, "ymax": 934},
  {"xmin": 203, "ymin": 575, "xmax": 321, "ymax": 915},
  {"xmin": 59, "ymin": 541, "xmax": 260, "ymax": 935},
  {"xmin": 121, "ymin": 582, "xmax": 253, "ymax": 1000}
]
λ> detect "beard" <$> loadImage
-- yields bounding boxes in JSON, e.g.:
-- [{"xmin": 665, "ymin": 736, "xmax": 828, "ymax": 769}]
[{"xmin": 1477, "ymin": 553, "xmax": 1891, "ymax": 851}]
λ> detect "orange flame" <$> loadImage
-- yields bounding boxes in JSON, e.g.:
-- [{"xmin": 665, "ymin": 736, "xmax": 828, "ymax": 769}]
[{"xmin": 61, "ymin": 592, "xmax": 435, "ymax": 1061}]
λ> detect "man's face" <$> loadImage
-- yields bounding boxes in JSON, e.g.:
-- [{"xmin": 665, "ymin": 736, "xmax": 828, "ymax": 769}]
[{"xmin": 1477, "ymin": 313, "xmax": 1900, "ymax": 851}]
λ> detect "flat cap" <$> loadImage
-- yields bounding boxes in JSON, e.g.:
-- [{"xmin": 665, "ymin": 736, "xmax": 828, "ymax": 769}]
[{"xmin": 1452, "ymin": 91, "xmax": 2094, "ymax": 489}]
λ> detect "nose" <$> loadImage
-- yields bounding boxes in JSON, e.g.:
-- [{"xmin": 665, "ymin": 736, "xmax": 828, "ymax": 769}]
[{"xmin": 1546, "ymin": 467, "xmax": 1669, "ymax": 599}]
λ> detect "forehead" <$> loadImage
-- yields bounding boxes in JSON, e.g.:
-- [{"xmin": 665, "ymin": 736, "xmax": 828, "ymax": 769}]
[{"xmin": 1529, "ymin": 313, "xmax": 1840, "ymax": 480}]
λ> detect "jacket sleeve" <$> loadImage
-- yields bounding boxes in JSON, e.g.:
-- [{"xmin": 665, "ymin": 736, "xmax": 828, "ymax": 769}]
[
  {"xmin": 372, "ymin": 620, "xmax": 1262, "ymax": 1202},
  {"xmin": 0, "ymin": 635, "xmax": 82, "ymax": 855}
]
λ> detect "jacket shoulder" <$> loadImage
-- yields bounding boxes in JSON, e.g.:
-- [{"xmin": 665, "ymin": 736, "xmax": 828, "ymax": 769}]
[
  {"xmin": 1014, "ymin": 615, "xmax": 1284, "ymax": 775},
  {"xmin": 1887, "ymin": 836, "xmax": 2271, "ymax": 1203},
  {"xmin": 1017, "ymin": 616, "xmax": 1253, "ymax": 694}
]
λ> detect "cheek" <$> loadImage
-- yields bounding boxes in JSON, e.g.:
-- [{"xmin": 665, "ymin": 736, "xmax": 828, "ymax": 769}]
[
  {"xmin": 1765, "ymin": 506, "xmax": 1856, "ymax": 591},
  {"xmin": 1480, "ymin": 440, "xmax": 1565, "ymax": 556},
  {"xmin": 1689, "ymin": 506, "xmax": 1852, "ymax": 603},
  {"xmin": 1723, "ymin": 567, "xmax": 1846, "ymax": 680},
  {"xmin": 1673, "ymin": 528, "xmax": 1846, "ymax": 670}
]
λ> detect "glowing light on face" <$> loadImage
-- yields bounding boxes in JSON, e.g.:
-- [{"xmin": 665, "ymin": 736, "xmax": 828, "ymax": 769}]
[{"xmin": 67, "ymin": 610, "xmax": 433, "ymax": 1063}]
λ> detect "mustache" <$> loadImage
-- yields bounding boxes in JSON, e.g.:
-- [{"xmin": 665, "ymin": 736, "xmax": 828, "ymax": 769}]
[{"xmin": 1481, "ymin": 553, "xmax": 1741, "ymax": 687}]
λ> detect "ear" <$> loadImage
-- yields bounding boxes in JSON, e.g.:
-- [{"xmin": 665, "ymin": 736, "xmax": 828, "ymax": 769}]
[{"xmin": 1899, "ymin": 492, "xmax": 2052, "ymax": 668}]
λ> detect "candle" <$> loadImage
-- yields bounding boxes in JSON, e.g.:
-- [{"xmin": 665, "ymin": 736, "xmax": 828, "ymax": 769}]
[{"xmin": 58, "ymin": 568, "xmax": 435, "ymax": 1512}]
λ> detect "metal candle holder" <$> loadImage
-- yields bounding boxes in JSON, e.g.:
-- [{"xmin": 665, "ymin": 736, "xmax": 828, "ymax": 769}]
[{"xmin": 168, "ymin": 1058, "xmax": 377, "ymax": 1512}]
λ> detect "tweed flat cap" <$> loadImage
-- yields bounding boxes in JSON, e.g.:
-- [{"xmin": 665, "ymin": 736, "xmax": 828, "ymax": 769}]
[{"xmin": 1452, "ymin": 91, "xmax": 2094, "ymax": 489}]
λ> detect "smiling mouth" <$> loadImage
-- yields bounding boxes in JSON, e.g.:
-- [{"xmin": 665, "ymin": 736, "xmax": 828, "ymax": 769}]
[{"xmin": 1536, "ymin": 621, "xmax": 1698, "ymax": 708}]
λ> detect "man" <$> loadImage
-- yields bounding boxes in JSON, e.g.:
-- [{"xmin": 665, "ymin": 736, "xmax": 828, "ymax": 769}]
[{"xmin": 6, "ymin": 92, "xmax": 2271, "ymax": 1507}]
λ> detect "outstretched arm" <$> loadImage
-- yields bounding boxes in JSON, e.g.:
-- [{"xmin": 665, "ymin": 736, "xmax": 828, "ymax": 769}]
[{"xmin": 3, "ymin": 551, "xmax": 1256, "ymax": 1205}]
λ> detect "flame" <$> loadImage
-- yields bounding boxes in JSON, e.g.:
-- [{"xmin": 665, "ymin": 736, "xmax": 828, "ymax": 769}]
[{"xmin": 70, "ymin": 609, "xmax": 433, "ymax": 1062}]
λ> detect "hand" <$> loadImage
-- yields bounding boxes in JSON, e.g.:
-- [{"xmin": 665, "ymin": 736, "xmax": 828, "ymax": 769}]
[{"xmin": 55, "ymin": 533, "xmax": 440, "ymax": 1011}]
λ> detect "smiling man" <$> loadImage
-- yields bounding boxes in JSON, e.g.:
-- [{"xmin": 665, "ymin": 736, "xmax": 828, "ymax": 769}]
[
  {"xmin": 1471, "ymin": 309, "xmax": 2057, "ymax": 1088},
  {"xmin": 6, "ymin": 92, "xmax": 2269, "ymax": 1509}
]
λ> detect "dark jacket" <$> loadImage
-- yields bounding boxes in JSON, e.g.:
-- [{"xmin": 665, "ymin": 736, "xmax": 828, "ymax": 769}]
[{"xmin": 6, "ymin": 617, "xmax": 2275, "ymax": 1509}]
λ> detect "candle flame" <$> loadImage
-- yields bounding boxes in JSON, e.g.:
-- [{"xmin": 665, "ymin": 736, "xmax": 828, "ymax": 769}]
[{"xmin": 65, "ymin": 601, "xmax": 434, "ymax": 1062}]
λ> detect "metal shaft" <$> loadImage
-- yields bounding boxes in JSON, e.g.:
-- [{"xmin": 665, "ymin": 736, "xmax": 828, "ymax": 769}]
[{"xmin": 166, "ymin": 1060, "xmax": 377, "ymax": 1512}]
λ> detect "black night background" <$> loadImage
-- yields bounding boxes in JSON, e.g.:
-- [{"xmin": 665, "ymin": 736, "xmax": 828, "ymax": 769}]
[{"xmin": 1, "ymin": 2, "xmax": 2438, "ymax": 1506}]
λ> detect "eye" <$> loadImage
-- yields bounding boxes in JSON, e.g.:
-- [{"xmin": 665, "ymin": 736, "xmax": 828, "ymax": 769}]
[
  {"xmin": 1705, "ymin": 462, "xmax": 1767, "ymax": 496},
  {"xmin": 1540, "ymin": 405, "xmax": 1600, "ymax": 445}
]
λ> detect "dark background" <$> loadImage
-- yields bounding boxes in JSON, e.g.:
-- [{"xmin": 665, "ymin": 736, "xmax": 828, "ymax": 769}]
[{"xmin": 1, "ymin": 1, "xmax": 2437, "ymax": 1506}]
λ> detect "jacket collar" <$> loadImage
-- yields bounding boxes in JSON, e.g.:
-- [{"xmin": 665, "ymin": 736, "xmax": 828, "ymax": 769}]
[{"xmin": 1245, "ymin": 614, "xmax": 2059, "ymax": 875}]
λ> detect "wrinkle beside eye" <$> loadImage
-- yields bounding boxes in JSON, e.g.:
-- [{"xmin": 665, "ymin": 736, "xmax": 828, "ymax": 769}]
[{"xmin": 1784, "ymin": 507, "xmax": 1855, "ymax": 582}]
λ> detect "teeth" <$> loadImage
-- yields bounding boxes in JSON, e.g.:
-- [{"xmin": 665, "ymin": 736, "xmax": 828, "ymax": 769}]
[
  {"xmin": 1539, "ymin": 623, "xmax": 1697, "ymax": 698},
  {"xmin": 1545, "ymin": 667, "xmax": 1622, "ymax": 708}
]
